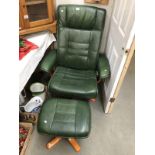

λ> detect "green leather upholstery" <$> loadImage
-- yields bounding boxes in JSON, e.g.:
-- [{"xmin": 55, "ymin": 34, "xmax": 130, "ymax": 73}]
[
  {"xmin": 57, "ymin": 5, "xmax": 106, "ymax": 70},
  {"xmin": 39, "ymin": 49, "xmax": 57, "ymax": 73},
  {"xmin": 57, "ymin": 5, "xmax": 105, "ymax": 30},
  {"xmin": 98, "ymin": 54, "xmax": 110, "ymax": 79},
  {"xmin": 48, "ymin": 66, "xmax": 97, "ymax": 99},
  {"xmin": 37, "ymin": 98, "xmax": 91, "ymax": 138},
  {"xmin": 38, "ymin": 5, "xmax": 110, "ymax": 99}
]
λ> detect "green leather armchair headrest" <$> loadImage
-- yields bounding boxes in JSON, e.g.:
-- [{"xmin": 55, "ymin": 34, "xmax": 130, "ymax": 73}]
[
  {"xmin": 57, "ymin": 5, "xmax": 106, "ymax": 30},
  {"xmin": 56, "ymin": 5, "xmax": 106, "ymax": 70}
]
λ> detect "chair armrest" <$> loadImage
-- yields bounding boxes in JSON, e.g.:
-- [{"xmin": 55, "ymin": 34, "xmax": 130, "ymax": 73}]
[
  {"xmin": 39, "ymin": 49, "xmax": 57, "ymax": 73},
  {"xmin": 98, "ymin": 54, "xmax": 110, "ymax": 80}
]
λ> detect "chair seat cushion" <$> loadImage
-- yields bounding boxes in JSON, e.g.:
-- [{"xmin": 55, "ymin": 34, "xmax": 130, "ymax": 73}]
[
  {"xmin": 48, "ymin": 66, "xmax": 98, "ymax": 99},
  {"xmin": 37, "ymin": 98, "xmax": 91, "ymax": 138}
]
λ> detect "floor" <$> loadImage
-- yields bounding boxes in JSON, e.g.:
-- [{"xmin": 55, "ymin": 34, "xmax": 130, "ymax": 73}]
[{"xmin": 26, "ymin": 56, "xmax": 135, "ymax": 155}]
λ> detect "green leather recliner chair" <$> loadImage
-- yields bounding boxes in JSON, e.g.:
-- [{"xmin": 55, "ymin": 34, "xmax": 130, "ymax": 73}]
[
  {"xmin": 37, "ymin": 5, "xmax": 111, "ymax": 152},
  {"xmin": 39, "ymin": 5, "xmax": 110, "ymax": 100}
]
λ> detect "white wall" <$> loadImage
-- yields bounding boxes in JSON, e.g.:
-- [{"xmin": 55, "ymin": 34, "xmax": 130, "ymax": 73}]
[{"xmin": 55, "ymin": 0, "xmax": 114, "ymax": 53}]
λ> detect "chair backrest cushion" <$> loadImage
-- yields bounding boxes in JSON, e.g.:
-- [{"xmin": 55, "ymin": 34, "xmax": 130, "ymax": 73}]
[{"xmin": 56, "ymin": 5, "xmax": 106, "ymax": 70}]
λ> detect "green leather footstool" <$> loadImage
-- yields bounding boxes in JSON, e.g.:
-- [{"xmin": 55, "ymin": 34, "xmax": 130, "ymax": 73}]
[{"xmin": 37, "ymin": 98, "xmax": 91, "ymax": 152}]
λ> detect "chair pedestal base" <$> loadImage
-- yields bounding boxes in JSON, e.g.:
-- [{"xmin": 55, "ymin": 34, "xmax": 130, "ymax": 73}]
[{"xmin": 46, "ymin": 137, "xmax": 81, "ymax": 152}]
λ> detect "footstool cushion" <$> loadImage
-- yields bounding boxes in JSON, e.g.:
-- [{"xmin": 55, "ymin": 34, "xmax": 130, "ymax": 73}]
[{"xmin": 37, "ymin": 98, "xmax": 91, "ymax": 138}]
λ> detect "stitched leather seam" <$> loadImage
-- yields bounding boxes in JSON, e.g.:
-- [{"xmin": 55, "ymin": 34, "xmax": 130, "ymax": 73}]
[
  {"xmin": 75, "ymin": 101, "xmax": 77, "ymax": 136},
  {"xmin": 58, "ymin": 72, "xmax": 65, "ymax": 89},
  {"xmin": 50, "ymin": 99, "xmax": 58, "ymax": 130},
  {"xmin": 54, "ymin": 120, "xmax": 75, "ymax": 123},
  {"xmin": 67, "ymin": 28, "xmax": 69, "ymax": 55},
  {"xmin": 68, "ymin": 47, "xmax": 88, "ymax": 51},
  {"xmin": 65, "ymin": 52, "xmax": 88, "ymax": 57},
  {"xmin": 56, "ymin": 110, "xmax": 76, "ymax": 115},
  {"xmin": 55, "ymin": 68, "xmax": 95, "ymax": 77},
  {"xmin": 57, "ymin": 71, "xmax": 95, "ymax": 75},
  {"xmin": 57, "ymin": 67, "xmax": 94, "ymax": 72},
  {"xmin": 87, "ymin": 31, "xmax": 92, "ymax": 68},
  {"xmin": 80, "ymin": 9, "xmax": 86, "ymax": 28},
  {"xmin": 93, "ymin": 9, "xmax": 97, "ymax": 30},
  {"xmin": 62, "ymin": 76, "xmax": 95, "ymax": 80},
  {"xmin": 55, "ymin": 71, "xmax": 95, "ymax": 77},
  {"xmin": 69, "ymin": 41, "xmax": 89, "ymax": 45},
  {"xmin": 54, "ymin": 74, "xmax": 95, "ymax": 80},
  {"xmin": 68, "ymin": 47, "xmax": 88, "ymax": 52},
  {"xmin": 60, "ymin": 26, "xmax": 93, "ymax": 31}
]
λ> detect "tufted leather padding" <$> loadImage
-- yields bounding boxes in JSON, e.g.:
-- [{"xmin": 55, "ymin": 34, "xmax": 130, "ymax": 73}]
[
  {"xmin": 37, "ymin": 98, "xmax": 91, "ymax": 138},
  {"xmin": 57, "ymin": 5, "xmax": 106, "ymax": 70},
  {"xmin": 48, "ymin": 66, "xmax": 98, "ymax": 99}
]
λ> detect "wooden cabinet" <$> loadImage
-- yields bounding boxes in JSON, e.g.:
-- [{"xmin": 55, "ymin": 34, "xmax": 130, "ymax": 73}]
[
  {"xmin": 84, "ymin": 0, "xmax": 109, "ymax": 5},
  {"xmin": 19, "ymin": 0, "xmax": 56, "ymax": 35}
]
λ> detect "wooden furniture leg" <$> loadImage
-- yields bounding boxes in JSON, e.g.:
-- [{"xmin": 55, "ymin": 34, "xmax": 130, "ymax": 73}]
[
  {"xmin": 46, "ymin": 137, "xmax": 62, "ymax": 149},
  {"xmin": 89, "ymin": 98, "xmax": 96, "ymax": 103},
  {"xmin": 68, "ymin": 138, "xmax": 81, "ymax": 152}
]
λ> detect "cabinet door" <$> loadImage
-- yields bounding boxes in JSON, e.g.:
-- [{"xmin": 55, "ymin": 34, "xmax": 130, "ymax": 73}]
[
  {"xmin": 25, "ymin": 0, "xmax": 54, "ymax": 28},
  {"xmin": 20, "ymin": 0, "xmax": 30, "ymax": 29},
  {"xmin": 19, "ymin": 11, "xmax": 24, "ymax": 30}
]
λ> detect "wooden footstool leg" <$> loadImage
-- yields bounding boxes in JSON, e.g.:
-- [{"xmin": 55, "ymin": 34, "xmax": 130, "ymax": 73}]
[
  {"xmin": 68, "ymin": 138, "xmax": 81, "ymax": 152},
  {"xmin": 89, "ymin": 98, "xmax": 96, "ymax": 103},
  {"xmin": 46, "ymin": 137, "xmax": 62, "ymax": 149}
]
